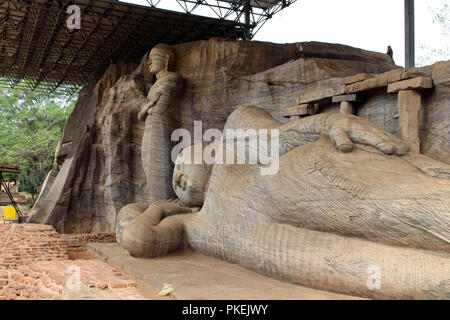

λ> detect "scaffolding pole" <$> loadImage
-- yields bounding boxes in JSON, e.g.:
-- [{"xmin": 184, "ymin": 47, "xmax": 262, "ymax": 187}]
[{"xmin": 405, "ymin": 0, "xmax": 415, "ymax": 68}]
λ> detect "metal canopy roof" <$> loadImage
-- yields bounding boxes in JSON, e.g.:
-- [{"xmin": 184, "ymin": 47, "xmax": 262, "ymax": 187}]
[
  {"xmin": 0, "ymin": 0, "xmax": 251, "ymax": 93},
  {"xmin": 159, "ymin": 1, "xmax": 297, "ymax": 37}
]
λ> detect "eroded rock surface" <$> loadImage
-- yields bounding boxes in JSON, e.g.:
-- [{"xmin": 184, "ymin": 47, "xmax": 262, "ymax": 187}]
[
  {"xmin": 28, "ymin": 39, "xmax": 448, "ymax": 236},
  {"xmin": 116, "ymin": 105, "xmax": 449, "ymax": 299}
]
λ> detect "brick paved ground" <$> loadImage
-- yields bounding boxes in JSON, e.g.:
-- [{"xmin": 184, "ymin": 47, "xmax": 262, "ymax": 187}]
[
  {"xmin": 0, "ymin": 223, "xmax": 144, "ymax": 300},
  {"xmin": 63, "ymin": 233, "xmax": 116, "ymax": 255},
  {"xmin": 0, "ymin": 260, "xmax": 144, "ymax": 300},
  {"xmin": 0, "ymin": 224, "xmax": 68, "ymax": 269}
]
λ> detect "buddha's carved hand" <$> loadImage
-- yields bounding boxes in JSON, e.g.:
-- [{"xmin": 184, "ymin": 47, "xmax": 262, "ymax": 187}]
[
  {"xmin": 322, "ymin": 114, "xmax": 410, "ymax": 155},
  {"xmin": 138, "ymin": 107, "xmax": 149, "ymax": 122},
  {"xmin": 154, "ymin": 199, "xmax": 194, "ymax": 217},
  {"xmin": 138, "ymin": 93, "xmax": 161, "ymax": 121}
]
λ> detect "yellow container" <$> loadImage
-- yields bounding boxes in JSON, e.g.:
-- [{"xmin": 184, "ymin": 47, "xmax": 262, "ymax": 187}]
[{"xmin": 4, "ymin": 206, "xmax": 16, "ymax": 219}]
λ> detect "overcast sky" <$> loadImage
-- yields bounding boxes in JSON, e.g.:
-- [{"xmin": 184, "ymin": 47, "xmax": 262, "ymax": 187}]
[{"xmin": 124, "ymin": 0, "xmax": 449, "ymax": 67}]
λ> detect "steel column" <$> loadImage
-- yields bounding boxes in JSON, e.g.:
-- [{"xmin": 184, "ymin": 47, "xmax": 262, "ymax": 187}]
[{"xmin": 405, "ymin": 0, "xmax": 415, "ymax": 68}]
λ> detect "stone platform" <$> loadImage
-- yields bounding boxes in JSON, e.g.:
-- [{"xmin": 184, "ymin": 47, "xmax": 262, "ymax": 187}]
[{"xmin": 87, "ymin": 243, "xmax": 364, "ymax": 300}]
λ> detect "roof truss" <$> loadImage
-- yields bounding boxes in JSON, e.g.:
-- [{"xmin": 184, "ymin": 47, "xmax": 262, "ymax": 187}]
[{"xmin": 0, "ymin": 0, "xmax": 255, "ymax": 93}]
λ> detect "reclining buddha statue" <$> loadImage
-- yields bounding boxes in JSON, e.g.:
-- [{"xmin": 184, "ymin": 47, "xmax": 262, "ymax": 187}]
[{"xmin": 117, "ymin": 105, "xmax": 450, "ymax": 300}]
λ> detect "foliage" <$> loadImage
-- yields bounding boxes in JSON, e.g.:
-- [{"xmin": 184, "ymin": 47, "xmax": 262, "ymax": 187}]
[
  {"xmin": 417, "ymin": 1, "xmax": 449, "ymax": 66},
  {"xmin": 0, "ymin": 87, "xmax": 76, "ymax": 201}
]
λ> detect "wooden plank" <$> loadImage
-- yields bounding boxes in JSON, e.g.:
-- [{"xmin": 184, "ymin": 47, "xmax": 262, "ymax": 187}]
[
  {"xmin": 0, "ymin": 164, "xmax": 19, "ymax": 174},
  {"xmin": 387, "ymin": 76, "xmax": 433, "ymax": 93}
]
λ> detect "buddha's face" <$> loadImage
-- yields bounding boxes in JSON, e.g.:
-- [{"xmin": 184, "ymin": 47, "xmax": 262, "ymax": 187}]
[
  {"xmin": 173, "ymin": 146, "xmax": 212, "ymax": 207},
  {"xmin": 149, "ymin": 52, "xmax": 166, "ymax": 74}
]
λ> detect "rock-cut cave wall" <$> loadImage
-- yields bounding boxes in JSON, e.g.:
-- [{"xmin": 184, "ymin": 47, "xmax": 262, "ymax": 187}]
[{"xmin": 28, "ymin": 38, "xmax": 449, "ymax": 233}]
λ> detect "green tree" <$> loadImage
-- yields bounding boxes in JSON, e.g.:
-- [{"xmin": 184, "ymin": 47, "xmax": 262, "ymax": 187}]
[
  {"xmin": 417, "ymin": 1, "xmax": 449, "ymax": 66},
  {"xmin": 0, "ymin": 87, "xmax": 76, "ymax": 202}
]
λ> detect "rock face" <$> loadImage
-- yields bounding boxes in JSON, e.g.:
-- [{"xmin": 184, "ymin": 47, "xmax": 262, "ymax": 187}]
[
  {"xmin": 28, "ymin": 38, "xmax": 449, "ymax": 234},
  {"xmin": 115, "ymin": 105, "xmax": 450, "ymax": 300},
  {"xmin": 29, "ymin": 61, "xmax": 141, "ymax": 233},
  {"xmin": 184, "ymin": 134, "xmax": 450, "ymax": 299}
]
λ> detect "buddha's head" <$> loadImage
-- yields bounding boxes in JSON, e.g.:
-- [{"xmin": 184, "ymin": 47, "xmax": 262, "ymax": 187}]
[
  {"xmin": 173, "ymin": 145, "xmax": 212, "ymax": 207},
  {"xmin": 149, "ymin": 43, "xmax": 175, "ymax": 74}
]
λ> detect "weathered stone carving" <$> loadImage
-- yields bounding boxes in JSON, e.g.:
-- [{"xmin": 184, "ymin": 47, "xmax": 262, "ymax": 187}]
[
  {"xmin": 118, "ymin": 105, "xmax": 449, "ymax": 300},
  {"xmin": 26, "ymin": 38, "xmax": 450, "ymax": 299},
  {"xmin": 139, "ymin": 44, "xmax": 183, "ymax": 202},
  {"xmin": 28, "ymin": 39, "xmax": 449, "ymax": 243},
  {"xmin": 116, "ymin": 146, "xmax": 210, "ymax": 256}
]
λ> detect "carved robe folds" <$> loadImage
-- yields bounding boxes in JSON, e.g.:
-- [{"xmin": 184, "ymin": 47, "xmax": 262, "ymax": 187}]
[{"xmin": 141, "ymin": 72, "xmax": 183, "ymax": 202}]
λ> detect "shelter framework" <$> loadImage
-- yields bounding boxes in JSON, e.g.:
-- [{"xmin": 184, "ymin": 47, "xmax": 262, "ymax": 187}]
[
  {"xmin": 0, "ymin": 0, "xmax": 296, "ymax": 93},
  {"xmin": 154, "ymin": 1, "xmax": 298, "ymax": 38}
]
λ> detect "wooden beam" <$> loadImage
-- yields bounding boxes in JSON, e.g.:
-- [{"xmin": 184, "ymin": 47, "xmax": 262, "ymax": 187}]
[{"xmin": 0, "ymin": 164, "xmax": 19, "ymax": 174}]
